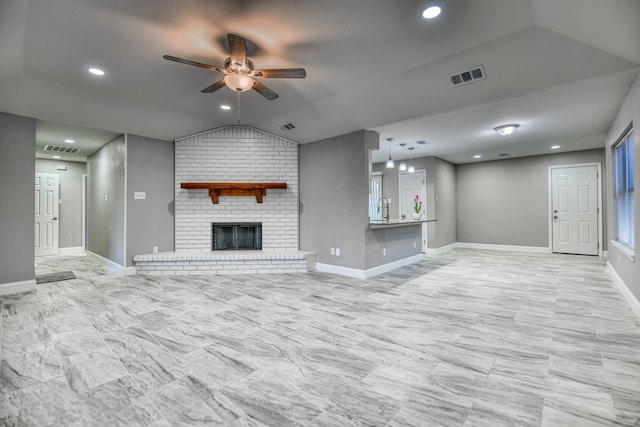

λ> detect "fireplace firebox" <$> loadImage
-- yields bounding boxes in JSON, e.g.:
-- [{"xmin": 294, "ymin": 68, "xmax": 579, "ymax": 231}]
[{"xmin": 212, "ymin": 223, "xmax": 262, "ymax": 250}]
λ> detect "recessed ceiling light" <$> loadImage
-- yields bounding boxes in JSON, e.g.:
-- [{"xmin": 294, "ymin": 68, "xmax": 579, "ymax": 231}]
[
  {"xmin": 474, "ymin": 155, "xmax": 482, "ymax": 159},
  {"xmin": 422, "ymin": 5, "xmax": 442, "ymax": 19},
  {"xmin": 220, "ymin": 105, "xmax": 231, "ymax": 110},
  {"xmin": 494, "ymin": 124, "xmax": 520, "ymax": 136},
  {"xmin": 64, "ymin": 139, "xmax": 75, "ymax": 143},
  {"xmin": 551, "ymin": 145, "xmax": 560, "ymax": 149},
  {"xmin": 88, "ymin": 68, "xmax": 105, "ymax": 76},
  {"xmin": 52, "ymin": 155, "xmax": 61, "ymax": 159}
]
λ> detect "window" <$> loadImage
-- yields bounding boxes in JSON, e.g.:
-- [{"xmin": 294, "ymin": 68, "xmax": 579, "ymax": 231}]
[
  {"xmin": 614, "ymin": 128, "xmax": 634, "ymax": 250},
  {"xmin": 369, "ymin": 172, "xmax": 382, "ymax": 221}
]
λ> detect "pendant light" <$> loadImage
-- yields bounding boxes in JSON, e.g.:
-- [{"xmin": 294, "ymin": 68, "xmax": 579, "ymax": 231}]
[
  {"xmin": 398, "ymin": 143, "xmax": 407, "ymax": 171},
  {"xmin": 385, "ymin": 138, "xmax": 395, "ymax": 168},
  {"xmin": 407, "ymin": 147, "xmax": 416, "ymax": 173}
]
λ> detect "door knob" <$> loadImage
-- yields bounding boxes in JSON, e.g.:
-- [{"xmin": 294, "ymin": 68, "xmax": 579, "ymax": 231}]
[{"xmin": 553, "ymin": 210, "xmax": 557, "ymax": 213}]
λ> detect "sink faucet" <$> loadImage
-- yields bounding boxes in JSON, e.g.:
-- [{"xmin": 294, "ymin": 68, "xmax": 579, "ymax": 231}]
[{"xmin": 378, "ymin": 197, "xmax": 390, "ymax": 223}]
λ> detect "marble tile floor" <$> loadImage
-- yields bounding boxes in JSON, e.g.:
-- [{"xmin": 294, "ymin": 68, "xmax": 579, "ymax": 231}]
[{"xmin": 1, "ymin": 250, "xmax": 639, "ymax": 426}]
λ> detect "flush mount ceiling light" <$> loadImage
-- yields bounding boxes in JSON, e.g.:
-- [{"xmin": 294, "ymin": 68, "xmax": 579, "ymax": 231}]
[
  {"xmin": 398, "ymin": 143, "xmax": 407, "ymax": 171},
  {"xmin": 474, "ymin": 155, "xmax": 482, "ymax": 159},
  {"xmin": 52, "ymin": 155, "xmax": 61, "ymax": 159},
  {"xmin": 386, "ymin": 138, "xmax": 395, "ymax": 169},
  {"xmin": 551, "ymin": 145, "xmax": 561, "ymax": 150},
  {"xmin": 407, "ymin": 147, "xmax": 416, "ymax": 173},
  {"xmin": 494, "ymin": 124, "xmax": 520, "ymax": 136},
  {"xmin": 88, "ymin": 67, "xmax": 105, "ymax": 76},
  {"xmin": 422, "ymin": 5, "xmax": 442, "ymax": 19},
  {"xmin": 220, "ymin": 104, "xmax": 231, "ymax": 110},
  {"xmin": 64, "ymin": 139, "xmax": 74, "ymax": 143}
]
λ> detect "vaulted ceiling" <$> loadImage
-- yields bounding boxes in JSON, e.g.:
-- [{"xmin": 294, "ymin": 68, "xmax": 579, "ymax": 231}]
[{"xmin": 1, "ymin": 0, "xmax": 638, "ymax": 163}]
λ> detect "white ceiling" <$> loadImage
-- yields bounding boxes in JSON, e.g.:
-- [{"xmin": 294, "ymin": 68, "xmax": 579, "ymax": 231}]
[{"xmin": 0, "ymin": 0, "xmax": 638, "ymax": 164}]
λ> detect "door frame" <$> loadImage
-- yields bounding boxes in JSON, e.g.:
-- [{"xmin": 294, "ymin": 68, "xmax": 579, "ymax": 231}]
[
  {"xmin": 547, "ymin": 162, "xmax": 602, "ymax": 256},
  {"xmin": 82, "ymin": 174, "xmax": 87, "ymax": 252},
  {"xmin": 399, "ymin": 169, "xmax": 427, "ymax": 251}
]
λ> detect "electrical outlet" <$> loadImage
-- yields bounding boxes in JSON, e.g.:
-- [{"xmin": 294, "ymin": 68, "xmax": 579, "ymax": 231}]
[
  {"xmin": 153, "ymin": 246, "xmax": 158, "ymax": 254},
  {"xmin": 134, "ymin": 192, "xmax": 146, "ymax": 200},
  {"xmin": 413, "ymin": 241, "xmax": 416, "ymax": 248},
  {"xmin": 104, "ymin": 194, "xmax": 109, "ymax": 202},
  {"xmin": 330, "ymin": 247, "xmax": 335, "ymax": 256},
  {"xmin": 336, "ymin": 248, "xmax": 340, "ymax": 256},
  {"xmin": 383, "ymin": 248, "xmax": 387, "ymax": 256}
]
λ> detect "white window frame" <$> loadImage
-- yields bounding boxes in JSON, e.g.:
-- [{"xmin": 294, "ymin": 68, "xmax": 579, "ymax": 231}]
[{"xmin": 612, "ymin": 127, "xmax": 634, "ymax": 258}]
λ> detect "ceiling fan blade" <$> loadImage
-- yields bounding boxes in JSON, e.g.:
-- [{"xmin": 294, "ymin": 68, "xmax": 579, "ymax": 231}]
[
  {"xmin": 201, "ymin": 79, "xmax": 227, "ymax": 93},
  {"xmin": 227, "ymin": 34, "xmax": 247, "ymax": 69},
  {"xmin": 252, "ymin": 68, "xmax": 307, "ymax": 79},
  {"xmin": 252, "ymin": 80, "xmax": 279, "ymax": 100},
  {"xmin": 163, "ymin": 55, "xmax": 224, "ymax": 73}
]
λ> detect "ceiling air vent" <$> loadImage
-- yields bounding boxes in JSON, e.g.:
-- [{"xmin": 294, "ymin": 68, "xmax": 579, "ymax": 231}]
[
  {"xmin": 43, "ymin": 144, "xmax": 80, "ymax": 154},
  {"xmin": 280, "ymin": 123, "xmax": 296, "ymax": 131},
  {"xmin": 449, "ymin": 65, "xmax": 486, "ymax": 87}
]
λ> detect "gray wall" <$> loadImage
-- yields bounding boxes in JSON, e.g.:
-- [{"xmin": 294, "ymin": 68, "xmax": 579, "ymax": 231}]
[
  {"xmin": 35, "ymin": 159, "xmax": 86, "ymax": 249},
  {"xmin": 300, "ymin": 130, "xmax": 370, "ymax": 269},
  {"xmin": 456, "ymin": 148, "xmax": 607, "ymax": 248},
  {"xmin": 126, "ymin": 134, "xmax": 174, "ymax": 267},
  {"xmin": 364, "ymin": 225, "xmax": 421, "ymax": 269},
  {"xmin": 87, "ymin": 134, "xmax": 126, "ymax": 266},
  {"xmin": 373, "ymin": 156, "xmax": 457, "ymax": 249},
  {"xmin": 0, "ymin": 112, "xmax": 35, "ymax": 286},
  {"xmin": 606, "ymin": 73, "xmax": 639, "ymax": 303}
]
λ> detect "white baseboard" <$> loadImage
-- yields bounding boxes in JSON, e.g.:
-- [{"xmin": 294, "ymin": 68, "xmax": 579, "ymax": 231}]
[
  {"xmin": 58, "ymin": 246, "xmax": 85, "ymax": 256},
  {"xmin": 456, "ymin": 242, "xmax": 550, "ymax": 253},
  {"xmin": 426, "ymin": 242, "xmax": 458, "ymax": 255},
  {"xmin": 316, "ymin": 254, "xmax": 424, "ymax": 279},
  {"xmin": 0, "ymin": 279, "xmax": 36, "ymax": 296},
  {"xmin": 86, "ymin": 251, "xmax": 127, "ymax": 276},
  {"xmin": 123, "ymin": 266, "xmax": 137, "ymax": 276},
  {"xmin": 602, "ymin": 250, "xmax": 608, "ymax": 258},
  {"xmin": 607, "ymin": 261, "xmax": 640, "ymax": 320}
]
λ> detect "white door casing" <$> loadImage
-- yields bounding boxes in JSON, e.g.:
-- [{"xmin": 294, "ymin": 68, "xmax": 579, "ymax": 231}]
[
  {"xmin": 550, "ymin": 164, "xmax": 600, "ymax": 256},
  {"xmin": 35, "ymin": 173, "xmax": 60, "ymax": 256},
  {"xmin": 400, "ymin": 170, "xmax": 427, "ymax": 251}
]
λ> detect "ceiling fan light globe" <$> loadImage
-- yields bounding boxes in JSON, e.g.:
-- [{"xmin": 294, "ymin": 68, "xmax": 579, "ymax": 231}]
[{"xmin": 224, "ymin": 73, "xmax": 254, "ymax": 92}]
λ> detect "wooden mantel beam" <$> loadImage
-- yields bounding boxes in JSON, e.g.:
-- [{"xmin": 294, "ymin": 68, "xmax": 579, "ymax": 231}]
[{"xmin": 180, "ymin": 182, "xmax": 287, "ymax": 204}]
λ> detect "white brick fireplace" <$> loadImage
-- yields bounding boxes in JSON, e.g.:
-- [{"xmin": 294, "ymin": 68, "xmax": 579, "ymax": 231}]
[{"xmin": 134, "ymin": 125, "xmax": 314, "ymax": 275}]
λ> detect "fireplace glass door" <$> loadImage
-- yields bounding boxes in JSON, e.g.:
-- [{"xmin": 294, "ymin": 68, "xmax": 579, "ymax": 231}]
[{"xmin": 212, "ymin": 223, "xmax": 262, "ymax": 250}]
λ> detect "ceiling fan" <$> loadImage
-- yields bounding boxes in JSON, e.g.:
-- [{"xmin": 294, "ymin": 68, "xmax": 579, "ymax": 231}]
[{"xmin": 164, "ymin": 34, "xmax": 306, "ymax": 100}]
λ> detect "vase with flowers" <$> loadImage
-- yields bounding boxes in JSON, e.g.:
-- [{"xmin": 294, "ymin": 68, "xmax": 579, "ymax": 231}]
[{"xmin": 413, "ymin": 194, "xmax": 422, "ymax": 220}]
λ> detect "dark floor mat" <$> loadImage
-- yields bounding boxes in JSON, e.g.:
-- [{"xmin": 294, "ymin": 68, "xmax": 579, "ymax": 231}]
[{"xmin": 35, "ymin": 271, "xmax": 76, "ymax": 284}]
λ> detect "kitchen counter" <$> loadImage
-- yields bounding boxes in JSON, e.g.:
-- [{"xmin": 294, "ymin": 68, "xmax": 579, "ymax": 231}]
[{"xmin": 368, "ymin": 219, "xmax": 437, "ymax": 229}]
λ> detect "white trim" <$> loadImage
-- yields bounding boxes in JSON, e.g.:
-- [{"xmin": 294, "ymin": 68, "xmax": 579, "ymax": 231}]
[
  {"xmin": 316, "ymin": 254, "xmax": 424, "ymax": 279},
  {"xmin": 81, "ymin": 174, "xmax": 87, "ymax": 252},
  {"xmin": 548, "ymin": 162, "xmax": 603, "ymax": 256},
  {"xmin": 58, "ymin": 246, "xmax": 85, "ymax": 255},
  {"xmin": 123, "ymin": 266, "xmax": 137, "ymax": 276},
  {"xmin": 456, "ymin": 242, "xmax": 550, "ymax": 253},
  {"xmin": 87, "ymin": 250, "xmax": 126, "ymax": 275},
  {"xmin": 607, "ymin": 261, "xmax": 640, "ymax": 319},
  {"xmin": 0, "ymin": 279, "xmax": 36, "ymax": 296},
  {"xmin": 609, "ymin": 240, "xmax": 635, "ymax": 261},
  {"xmin": 602, "ymin": 250, "xmax": 608, "ymax": 258},
  {"xmin": 363, "ymin": 254, "xmax": 424, "ymax": 278},
  {"xmin": 123, "ymin": 133, "xmax": 128, "ymax": 276},
  {"xmin": 426, "ymin": 242, "xmax": 458, "ymax": 255}
]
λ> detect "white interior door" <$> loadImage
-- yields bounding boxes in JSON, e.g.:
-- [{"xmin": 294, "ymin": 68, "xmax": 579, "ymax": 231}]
[
  {"xmin": 551, "ymin": 165, "xmax": 598, "ymax": 255},
  {"xmin": 35, "ymin": 173, "xmax": 59, "ymax": 256},
  {"xmin": 400, "ymin": 170, "xmax": 427, "ymax": 251}
]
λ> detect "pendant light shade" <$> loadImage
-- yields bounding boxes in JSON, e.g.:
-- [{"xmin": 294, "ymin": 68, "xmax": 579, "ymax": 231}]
[
  {"xmin": 408, "ymin": 147, "xmax": 416, "ymax": 173},
  {"xmin": 398, "ymin": 143, "xmax": 407, "ymax": 171},
  {"xmin": 386, "ymin": 138, "xmax": 395, "ymax": 169}
]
